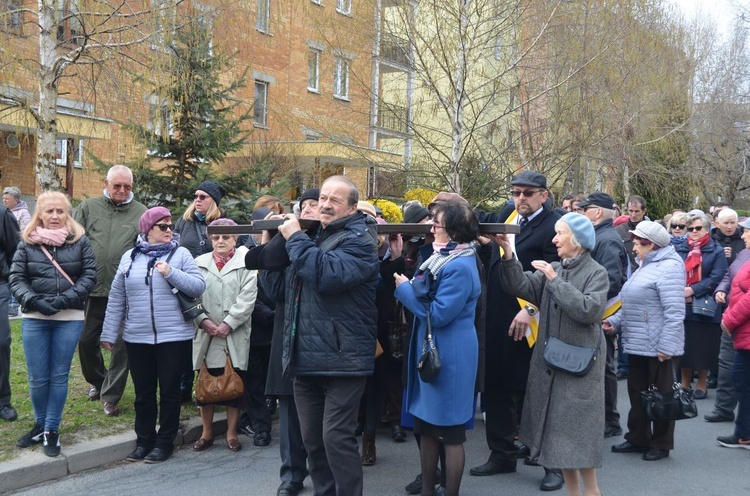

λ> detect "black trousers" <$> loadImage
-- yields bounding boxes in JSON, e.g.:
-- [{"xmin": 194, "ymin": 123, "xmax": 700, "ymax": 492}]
[
  {"xmin": 604, "ymin": 333, "xmax": 621, "ymax": 429},
  {"xmin": 0, "ymin": 282, "xmax": 11, "ymax": 407},
  {"xmin": 126, "ymin": 340, "xmax": 191, "ymax": 450},
  {"xmin": 244, "ymin": 345, "xmax": 272, "ymax": 433},
  {"xmin": 625, "ymin": 355, "xmax": 676, "ymax": 451},
  {"xmin": 483, "ymin": 386, "xmax": 524, "ymax": 468},
  {"xmin": 294, "ymin": 376, "xmax": 366, "ymax": 496}
]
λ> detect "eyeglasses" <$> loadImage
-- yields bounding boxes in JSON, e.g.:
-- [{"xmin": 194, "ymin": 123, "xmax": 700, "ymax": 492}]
[
  {"xmin": 670, "ymin": 224, "xmax": 686, "ymax": 230},
  {"xmin": 154, "ymin": 223, "xmax": 174, "ymax": 232},
  {"xmin": 210, "ymin": 235, "xmax": 234, "ymax": 241},
  {"xmin": 511, "ymin": 189, "xmax": 543, "ymax": 198},
  {"xmin": 583, "ymin": 206, "xmax": 599, "ymax": 212},
  {"xmin": 687, "ymin": 226, "xmax": 705, "ymax": 232},
  {"xmin": 431, "ymin": 223, "xmax": 444, "ymax": 230},
  {"xmin": 111, "ymin": 183, "xmax": 132, "ymax": 191},
  {"xmin": 574, "ymin": 208, "xmax": 585, "ymax": 213},
  {"xmin": 194, "ymin": 194, "xmax": 210, "ymax": 201}
]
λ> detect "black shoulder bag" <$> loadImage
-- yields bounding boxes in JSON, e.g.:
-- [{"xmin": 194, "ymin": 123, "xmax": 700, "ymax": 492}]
[
  {"xmin": 542, "ymin": 293, "xmax": 602, "ymax": 377},
  {"xmin": 165, "ymin": 249, "xmax": 204, "ymax": 321}
]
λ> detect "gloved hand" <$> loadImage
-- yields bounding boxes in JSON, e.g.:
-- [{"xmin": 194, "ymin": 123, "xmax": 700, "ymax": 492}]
[
  {"xmin": 50, "ymin": 295, "xmax": 70, "ymax": 310},
  {"xmin": 34, "ymin": 299, "xmax": 58, "ymax": 316}
]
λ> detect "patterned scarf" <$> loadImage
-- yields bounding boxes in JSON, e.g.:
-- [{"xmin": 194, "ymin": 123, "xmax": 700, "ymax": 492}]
[
  {"xmin": 685, "ymin": 234, "xmax": 709, "ymax": 285},
  {"xmin": 213, "ymin": 249, "xmax": 235, "ymax": 271},
  {"xmin": 419, "ymin": 241, "xmax": 474, "ymax": 276},
  {"xmin": 125, "ymin": 234, "xmax": 181, "ymax": 284},
  {"xmin": 28, "ymin": 227, "xmax": 69, "ymax": 246}
]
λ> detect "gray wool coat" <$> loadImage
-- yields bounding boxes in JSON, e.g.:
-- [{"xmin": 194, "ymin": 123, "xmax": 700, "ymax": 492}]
[{"xmin": 499, "ymin": 252, "xmax": 608, "ymax": 469}]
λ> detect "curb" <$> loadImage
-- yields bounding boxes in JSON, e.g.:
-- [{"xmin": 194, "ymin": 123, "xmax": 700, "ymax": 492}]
[{"xmin": 0, "ymin": 413, "xmax": 228, "ymax": 493}]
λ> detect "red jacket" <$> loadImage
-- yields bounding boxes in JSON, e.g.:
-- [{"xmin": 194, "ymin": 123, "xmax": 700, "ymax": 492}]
[{"xmin": 721, "ymin": 262, "xmax": 750, "ymax": 350}]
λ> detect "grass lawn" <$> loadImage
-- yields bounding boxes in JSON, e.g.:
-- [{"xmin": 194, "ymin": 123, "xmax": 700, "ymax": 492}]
[{"xmin": 0, "ymin": 318, "xmax": 197, "ymax": 461}]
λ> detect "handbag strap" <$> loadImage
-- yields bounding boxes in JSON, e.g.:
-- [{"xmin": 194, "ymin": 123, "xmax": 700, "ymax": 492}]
[
  {"xmin": 202, "ymin": 335, "xmax": 235, "ymax": 367},
  {"xmin": 163, "ymin": 249, "xmax": 180, "ymax": 294},
  {"xmin": 40, "ymin": 246, "xmax": 75, "ymax": 286}
]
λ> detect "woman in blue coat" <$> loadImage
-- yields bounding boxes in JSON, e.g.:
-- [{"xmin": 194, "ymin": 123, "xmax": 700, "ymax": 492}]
[
  {"xmin": 394, "ymin": 201, "xmax": 480, "ymax": 496},
  {"xmin": 674, "ymin": 213, "xmax": 727, "ymax": 399}
]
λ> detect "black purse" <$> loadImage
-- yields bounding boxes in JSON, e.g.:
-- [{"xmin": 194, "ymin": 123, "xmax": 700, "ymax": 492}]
[
  {"xmin": 543, "ymin": 333, "xmax": 602, "ymax": 377},
  {"xmin": 641, "ymin": 364, "xmax": 698, "ymax": 422},
  {"xmin": 416, "ymin": 310, "xmax": 441, "ymax": 382},
  {"xmin": 165, "ymin": 249, "xmax": 204, "ymax": 321},
  {"xmin": 691, "ymin": 294, "xmax": 718, "ymax": 318}
]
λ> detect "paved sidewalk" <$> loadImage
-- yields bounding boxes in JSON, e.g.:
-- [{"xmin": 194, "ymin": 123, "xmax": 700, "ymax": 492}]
[{"xmin": 0, "ymin": 413, "xmax": 228, "ymax": 494}]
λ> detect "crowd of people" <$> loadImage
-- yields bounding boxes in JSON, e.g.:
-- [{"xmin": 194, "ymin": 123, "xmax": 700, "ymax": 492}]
[{"xmin": 1, "ymin": 166, "xmax": 750, "ymax": 496}]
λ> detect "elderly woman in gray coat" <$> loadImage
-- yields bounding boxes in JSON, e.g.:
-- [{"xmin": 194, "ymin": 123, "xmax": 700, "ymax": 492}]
[
  {"xmin": 605, "ymin": 221, "xmax": 685, "ymax": 462},
  {"xmin": 493, "ymin": 213, "xmax": 608, "ymax": 496}
]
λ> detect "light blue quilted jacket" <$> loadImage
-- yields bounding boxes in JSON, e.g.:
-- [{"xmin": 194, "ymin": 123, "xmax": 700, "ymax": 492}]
[{"xmin": 608, "ymin": 245, "xmax": 686, "ymax": 357}]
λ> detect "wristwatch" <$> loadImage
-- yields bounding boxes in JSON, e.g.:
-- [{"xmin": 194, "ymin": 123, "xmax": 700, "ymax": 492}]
[{"xmin": 524, "ymin": 305, "xmax": 537, "ymax": 316}]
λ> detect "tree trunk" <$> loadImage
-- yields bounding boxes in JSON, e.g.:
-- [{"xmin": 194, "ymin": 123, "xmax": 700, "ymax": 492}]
[{"xmin": 35, "ymin": 0, "xmax": 63, "ymax": 191}]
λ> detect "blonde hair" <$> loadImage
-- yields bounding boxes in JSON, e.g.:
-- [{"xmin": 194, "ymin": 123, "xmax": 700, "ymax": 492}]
[
  {"xmin": 22, "ymin": 191, "xmax": 85, "ymax": 244},
  {"xmin": 182, "ymin": 198, "xmax": 222, "ymax": 223},
  {"xmin": 254, "ymin": 195, "xmax": 285, "ymax": 214}
]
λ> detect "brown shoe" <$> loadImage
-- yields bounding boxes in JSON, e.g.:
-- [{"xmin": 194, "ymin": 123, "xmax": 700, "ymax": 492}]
[
  {"xmin": 193, "ymin": 437, "xmax": 214, "ymax": 451},
  {"xmin": 102, "ymin": 402, "xmax": 119, "ymax": 417},
  {"xmin": 227, "ymin": 438, "xmax": 241, "ymax": 452},
  {"xmin": 361, "ymin": 431, "xmax": 376, "ymax": 466}
]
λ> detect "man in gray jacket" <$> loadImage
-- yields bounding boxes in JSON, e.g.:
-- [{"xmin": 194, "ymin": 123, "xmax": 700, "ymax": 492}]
[
  {"xmin": 580, "ymin": 192, "xmax": 629, "ymax": 438},
  {"xmin": 74, "ymin": 165, "xmax": 147, "ymax": 417}
]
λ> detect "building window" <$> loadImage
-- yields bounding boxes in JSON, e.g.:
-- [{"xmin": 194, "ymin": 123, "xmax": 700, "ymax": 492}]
[
  {"xmin": 336, "ymin": 0, "xmax": 351, "ymax": 15},
  {"xmin": 257, "ymin": 0, "xmax": 270, "ymax": 33},
  {"xmin": 56, "ymin": 0, "xmax": 84, "ymax": 46},
  {"xmin": 308, "ymin": 48, "xmax": 320, "ymax": 92},
  {"xmin": 333, "ymin": 57, "xmax": 350, "ymax": 100},
  {"xmin": 254, "ymin": 80, "xmax": 269, "ymax": 127},
  {"xmin": 1, "ymin": 0, "xmax": 22, "ymax": 33},
  {"xmin": 56, "ymin": 139, "xmax": 83, "ymax": 168}
]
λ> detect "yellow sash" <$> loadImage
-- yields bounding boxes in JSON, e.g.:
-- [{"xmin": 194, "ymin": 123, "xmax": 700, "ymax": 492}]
[
  {"xmin": 501, "ymin": 209, "xmax": 539, "ymax": 348},
  {"xmin": 602, "ymin": 295, "xmax": 622, "ymax": 319}
]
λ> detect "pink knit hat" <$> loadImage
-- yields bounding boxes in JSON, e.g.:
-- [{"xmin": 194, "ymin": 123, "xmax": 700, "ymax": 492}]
[{"xmin": 139, "ymin": 206, "xmax": 172, "ymax": 233}]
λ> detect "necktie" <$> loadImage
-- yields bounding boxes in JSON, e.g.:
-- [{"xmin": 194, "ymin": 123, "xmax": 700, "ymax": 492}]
[{"xmin": 520, "ymin": 216, "xmax": 529, "ymax": 229}]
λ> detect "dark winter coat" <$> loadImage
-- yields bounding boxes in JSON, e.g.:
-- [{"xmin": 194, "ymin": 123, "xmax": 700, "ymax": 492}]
[
  {"xmin": 479, "ymin": 204, "xmax": 560, "ymax": 390},
  {"xmin": 175, "ymin": 216, "xmax": 212, "ymax": 258},
  {"xmin": 0, "ymin": 206, "xmax": 20, "ymax": 282},
  {"xmin": 499, "ymin": 252, "xmax": 608, "ymax": 469},
  {"xmin": 591, "ymin": 219, "xmax": 629, "ymax": 300},
  {"xmin": 9, "ymin": 236, "xmax": 97, "ymax": 313},
  {"xmin": 674, "ymin": 236, "xmax": 728, "ymax": 324},
  {"xmin": 712, "ymin": 227, "xmax": 745, "ymax": 266},
  {"xmin": 281, "ymin": 211, "xmax": 379, "ymax": 377}
]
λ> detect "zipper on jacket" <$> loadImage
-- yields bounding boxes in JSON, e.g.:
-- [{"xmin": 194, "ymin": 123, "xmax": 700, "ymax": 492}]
[
  {"xmin": 53, "ymin": 246, "xmax": 60, "ymax": 296},
  {"xmin": 148, "ymin": 265, "xmax": 158, "ymax": 344}
]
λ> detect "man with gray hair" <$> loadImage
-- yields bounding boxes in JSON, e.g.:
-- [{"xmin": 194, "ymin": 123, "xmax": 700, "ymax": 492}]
[
  {"xmin": 580, "ymin": 192, "xmax": 629, "ymax": 438},
  {"xmin": 73, "ymin": 165, "xmax": 147, "ymax": 417}
]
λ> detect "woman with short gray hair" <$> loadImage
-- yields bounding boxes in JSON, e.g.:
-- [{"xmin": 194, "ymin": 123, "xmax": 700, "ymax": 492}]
[{"xmin": 2, "ymin": 186, "xmax": 31, "ymax": 230}]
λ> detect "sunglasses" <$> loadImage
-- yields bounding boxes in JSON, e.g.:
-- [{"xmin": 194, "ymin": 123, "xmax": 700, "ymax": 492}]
[
  {"xmin": 154, "ymin": 223, "xmax": 174, "ymax": 232},
  {"xmin": 111, "ymin": 183, "xmax": 132, "ymax": 191},
  {"xmin": 670, "ymin": 224, "xmax": 686, "ymax": 230},
  {"xmin": 687, "ymin": 226, "xmax": 704, "ymax": 232},
  {"xmin": 194, "ymin": 194, "xmax": 210, "ymax": 201},
  {"xmin": 210, "ymin": 235, "xmax": 234, "ymax": 241},
  {"xmin": 511, "ymin": 189, "xmax": 543, "ymax": 198}
]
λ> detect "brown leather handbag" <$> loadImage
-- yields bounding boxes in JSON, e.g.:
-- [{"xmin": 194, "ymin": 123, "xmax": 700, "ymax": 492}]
[{"xmin": 194, "ymin": 337, "xmax": 244, "ymax": 403}]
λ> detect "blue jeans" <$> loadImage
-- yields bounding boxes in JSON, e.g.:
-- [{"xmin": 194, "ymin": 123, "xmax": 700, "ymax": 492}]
[
  {"xmin": 22, "ymin": 318, "xmax": 83, "ymax": 431},
  {"xmin": 733, "ymin": 349, "xmax": 750, "ymax": 439}
]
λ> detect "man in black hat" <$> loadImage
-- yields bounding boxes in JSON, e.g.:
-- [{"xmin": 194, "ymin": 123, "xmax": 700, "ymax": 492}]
[
  {"xmin": 580, "ymin": 192, "xmax": 629, "ymax": 438},
  {"xmin": 470, "ymin": 170, "xmax": 564, "ymax": 492}
]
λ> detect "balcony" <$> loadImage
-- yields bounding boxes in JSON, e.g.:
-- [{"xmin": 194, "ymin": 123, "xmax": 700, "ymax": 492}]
[
  {"xmin": 380, "ymin": 33, "xmax": 412, "ymax": 69},
  {"xmin": 377, "ymin": 104, "xmax": 408, "ymax": 135}
]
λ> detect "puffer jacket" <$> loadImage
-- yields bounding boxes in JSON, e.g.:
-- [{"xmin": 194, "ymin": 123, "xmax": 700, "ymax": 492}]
[
  {"xmin": 281, "ymin": 211, "xmax": 379, "ymax": 377},
  {"xmin": 720, "ymin": 261, "xmax": 750, "ymax": 350},
  {"xmin": 674, "ymin": 236, "xmax": 728, "ymax": 323},
  {"xmin": 101, "ymin": 246, "xmax": 205, "ymax": 345},
  {"xmin": 1, "ymin": 206, "xmax": 20, "ymax": 282},
  {"xmin": 9, "ymin": 236, "xmax": 97, "ymax": 312},
  {"xmin": 608, "ymin": 245, "xmax": 686, "ymax": 357}
]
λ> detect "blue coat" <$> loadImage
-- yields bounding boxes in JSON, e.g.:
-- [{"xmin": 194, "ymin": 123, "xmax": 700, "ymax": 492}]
[
  {"xmin": 674, "ymin": 236, "xmax": 728, "ymax": 323},
  {"xmin": 395, "ymin": 255, "xmax": 480, "ymax": 427}
]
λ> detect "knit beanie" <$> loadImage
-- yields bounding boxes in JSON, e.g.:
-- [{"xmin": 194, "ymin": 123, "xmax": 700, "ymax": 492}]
[
  {"xmin": 139, "ymin": 206, "xmax": 172, "ymax": 234},
  {"xmin": 560, "ymin": 212, "xmax": 596, "ymax": 251},
  {"xmin": 195, "ymin": 181, "xmax": 227, "ymax": 204}
]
